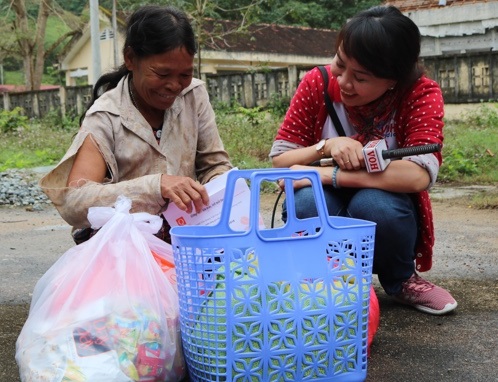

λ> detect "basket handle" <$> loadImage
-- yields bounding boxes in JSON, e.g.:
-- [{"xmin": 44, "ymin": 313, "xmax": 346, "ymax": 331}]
[{"xmin": 218, "ymin": 168, "xmax": 330, "ymax": 235}]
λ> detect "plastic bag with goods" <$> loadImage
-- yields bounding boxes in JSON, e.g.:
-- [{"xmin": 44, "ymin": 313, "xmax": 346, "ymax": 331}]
[{"xmin": 15, "ymin": 195, "xmax": 185, "ymax": 381}]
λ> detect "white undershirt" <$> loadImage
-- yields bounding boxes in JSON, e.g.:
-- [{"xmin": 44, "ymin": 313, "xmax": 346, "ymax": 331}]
[{"xmin": 322, "ymin": 102, "xmax": 397, "ymax": 149}]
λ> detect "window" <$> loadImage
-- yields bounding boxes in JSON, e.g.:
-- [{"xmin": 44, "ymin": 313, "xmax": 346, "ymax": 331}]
[
  {"xmin": 472, "ymin": 65, "xmax": 490, "ymax": 88},
  {"xmin": 438, "ymin": 69, "xmax": 455, "ymax": 89},
  {"xmin": 100, "ymin": 29, "xmax": 115, "ymax": 41},
  {"xmin": 207, "ymin": 79, "xmax": 220, "ymax": 100},
  {"xmin": 231, "ymin": 80, "xmax": 243, "ymax": 103},
  {"xmin": 255, "ymin": 82, "xmax": 267, "ymax": 100}
]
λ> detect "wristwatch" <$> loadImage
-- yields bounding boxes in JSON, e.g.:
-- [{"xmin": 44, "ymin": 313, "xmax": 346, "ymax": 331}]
[{"xmin": 316, "ymin": 139, "xmax": 327, "ymax": 157}]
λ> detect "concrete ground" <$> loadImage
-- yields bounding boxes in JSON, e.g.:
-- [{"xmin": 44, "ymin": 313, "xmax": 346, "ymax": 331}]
[{"xmin": 1, "ymin": 185, "xmax": 497, "ymax": 382}]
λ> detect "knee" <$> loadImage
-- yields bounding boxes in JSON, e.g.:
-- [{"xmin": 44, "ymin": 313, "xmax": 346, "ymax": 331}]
[
  {"xmin": 283, "ymin": 187, "xmax": 318, "ymax": 220},
  {"xmin": 348, "ymin": 190, "xmax": 416, "ymax": 228}
]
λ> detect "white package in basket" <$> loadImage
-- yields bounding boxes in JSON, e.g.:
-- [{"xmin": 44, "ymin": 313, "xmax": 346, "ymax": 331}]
[
  {"xmin": 16, "ymin": 195, "xmax": 185, "ymax": 382},
  {"xmin": 170, "ymin": 169, "xmax": 376, "ymax": 382}
]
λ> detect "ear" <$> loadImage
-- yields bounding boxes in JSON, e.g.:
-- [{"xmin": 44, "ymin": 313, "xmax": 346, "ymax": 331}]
[{"xmin": 123, "ymin": 47, "xmax": 136, "ymax": 71}]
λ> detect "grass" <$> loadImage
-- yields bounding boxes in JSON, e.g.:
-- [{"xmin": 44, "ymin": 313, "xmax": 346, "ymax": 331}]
[
  {"xmin": 0, "ymin": 102, "xmax": 496, "ymax": 207},
  {"xmin": 439, "ymin": 103, "xmax": 498, "ymax": 184},
  {"xmin": 3, "ymin": 71, "xmax": 63, "ymax": 87},
  {"xmin": 0, "ymin": 110, "xmax": 77, "ymax": 170},
  {"xmin": 217, "ymin": 108, "xmax": 278, "ymax": 169}
]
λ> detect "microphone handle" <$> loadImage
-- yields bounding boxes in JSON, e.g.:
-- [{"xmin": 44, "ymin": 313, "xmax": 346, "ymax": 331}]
[
  {"xmin": 309, "ymin": 158, "xmax": 336, "ymax": 167},
  {"xmin": 310, "ymin": 143, "xmax": 441, "ymax": 166},
  {"xmin": 382, "ymin": 143, "xmax": 441, "ymax": 159}
]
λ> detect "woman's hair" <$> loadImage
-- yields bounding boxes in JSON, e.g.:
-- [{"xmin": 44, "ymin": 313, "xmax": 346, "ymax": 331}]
[
  {"xmin": 80, "ymin": 5, "xmax": 196, "ymax": 123},
  {"xmin": 336, "ymin": 5, "xmax": 422, "ymax": 91}
]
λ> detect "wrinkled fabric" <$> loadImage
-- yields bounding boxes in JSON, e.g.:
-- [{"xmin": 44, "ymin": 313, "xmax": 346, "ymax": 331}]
[{"xmin": 40, "ymin": 75, "xmax": 232, "ymax": 229}]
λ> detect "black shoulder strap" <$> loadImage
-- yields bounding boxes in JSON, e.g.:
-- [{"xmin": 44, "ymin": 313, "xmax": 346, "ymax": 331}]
[{"xmin": 318, "ymin": 65, "xmax": 346, "ymax": 137}]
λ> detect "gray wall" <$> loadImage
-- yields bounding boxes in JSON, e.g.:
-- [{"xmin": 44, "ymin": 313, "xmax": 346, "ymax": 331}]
[{"xmin": 2, "ymin": 57, "xmax": 498, "ymax": 120}]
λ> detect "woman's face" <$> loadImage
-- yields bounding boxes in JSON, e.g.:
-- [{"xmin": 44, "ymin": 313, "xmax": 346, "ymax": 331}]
[
  {"xmin": 330, "ymin": 46, "xmax": 397, "ymax": 107},
  {"xmin": 124, "ymin": 46, "xmax": 194, "ymax": 111}
]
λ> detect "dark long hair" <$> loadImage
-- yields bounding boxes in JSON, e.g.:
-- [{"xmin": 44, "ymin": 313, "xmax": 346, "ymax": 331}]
[
  {"xmin": 80, "ymin": 5, "xmax": 196, "ymax": 124},
  {"xmin": 336, "ymin": 5, "xmax": 422, "ymax": 93}
]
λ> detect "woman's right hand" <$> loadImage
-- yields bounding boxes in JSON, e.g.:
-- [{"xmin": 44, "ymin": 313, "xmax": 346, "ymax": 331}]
[
  {"xmin": 278, "ymin": 164, "xmax": 335, "ymax": 190},
  {"xmin": 160, "ymin": 174, "xmax": 209, "ymax": 214}
]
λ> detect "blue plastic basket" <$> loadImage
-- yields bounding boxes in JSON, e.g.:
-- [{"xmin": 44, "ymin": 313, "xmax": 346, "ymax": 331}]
[{"xmin": 171, "ymin": 169, "xmax": 376, "ymax": 382}]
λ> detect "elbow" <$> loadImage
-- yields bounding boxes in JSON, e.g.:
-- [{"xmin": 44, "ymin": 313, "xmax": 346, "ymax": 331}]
[
  {"xmin": 410, "ymin": 172, "xmax": 431, "ymax": 193},
  {"xmin": 411, "ymin": 184, "xmax": 429, "ymax": 193},
  {"xmin": 271, "ymin": 155, "xmax": 286, "ymax": 168}
]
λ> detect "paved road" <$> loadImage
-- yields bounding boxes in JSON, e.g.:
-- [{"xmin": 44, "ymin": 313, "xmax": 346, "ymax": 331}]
[{"xmin": 1, "ymin": 189, "xmax": 497, "ymax": 381}]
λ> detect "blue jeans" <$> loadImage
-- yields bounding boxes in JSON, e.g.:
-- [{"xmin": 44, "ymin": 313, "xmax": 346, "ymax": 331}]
[{"xmin": 281, "ymin": 186, "xmax": 418, "ymax": 295}]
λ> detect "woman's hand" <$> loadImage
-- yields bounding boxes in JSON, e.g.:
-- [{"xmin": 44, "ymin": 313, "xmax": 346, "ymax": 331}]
[
  {"xmin": 160, "ymin": 174, "xmax": 209, "ymax": 214},
  {"xmin": 327, "ymin": 137, "xmax": 364, "ymax": 170},
  {"xmin": 277, "ymin": 164, "xmax": 332, "ymax": 190}
]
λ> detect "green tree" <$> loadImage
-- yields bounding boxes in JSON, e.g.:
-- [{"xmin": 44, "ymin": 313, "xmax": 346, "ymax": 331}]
[
  {"xmin": 108, "ymin": 0, "xmax": 263, "ymax": 76},
  {"xmin": 57, "ymin": 0, "xmax": 87, "ymax": 15},
  {"xmin": 215, "ymin": 0, "xmax": 382, "ymax": 29},
  {"xmin": 0, "ymin": 0, "xmax": 83, "ymax": 89}
]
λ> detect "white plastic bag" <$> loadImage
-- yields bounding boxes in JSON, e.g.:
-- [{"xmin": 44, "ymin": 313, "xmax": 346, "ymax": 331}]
[{"xmin": 16, "ymin": 195, "xmax": 185, "ymax": 381}]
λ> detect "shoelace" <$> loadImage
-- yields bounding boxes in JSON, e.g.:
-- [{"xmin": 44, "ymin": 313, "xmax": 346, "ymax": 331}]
[{"xmin": 404, "ymin": 275, "xmax": 434, "ymax": 293}]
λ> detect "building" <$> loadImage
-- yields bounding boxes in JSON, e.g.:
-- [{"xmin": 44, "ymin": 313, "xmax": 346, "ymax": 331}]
[
  {"xmin": 385, "ymin": 0, "xmax": 498, "ymax": 102},
  {"xmin": 59, "ymin": 7, "xmax": 337, "ymax": 87},
  {"xmin": 385, "ymin": 0, "xmax": 498, "ymax": 56},
  {"xmin": 59, "ymin": 7, "xmax": 126, "ymax": 86}
]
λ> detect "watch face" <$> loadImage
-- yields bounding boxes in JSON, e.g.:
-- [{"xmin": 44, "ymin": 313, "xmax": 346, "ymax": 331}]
[{"xmin": 317, "ymin": 139, "xmax": 326, "ymax": 150}]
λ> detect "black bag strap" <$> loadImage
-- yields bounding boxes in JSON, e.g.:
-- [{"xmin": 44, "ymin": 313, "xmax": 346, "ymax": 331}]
[{"xmin": 318, "ymin": 65, "xmax": 346, "ymax": 137}]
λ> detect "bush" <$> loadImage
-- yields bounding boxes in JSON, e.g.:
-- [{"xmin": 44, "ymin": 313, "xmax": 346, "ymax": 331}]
[
  {"xmin": 0, "ymin": 104, "xmax": 496, "ymax": 186},
  {"xmin": 439, "ymin": 147, "xmax": 479, "ymax": 181},
  {"xmin": 264, "ymin": 93, "xmax": 291, "ymax": 117},
  {"xmin": 439, "ymin": 104, "xmax": 498, "ymax": 183},
  {"xmin": 0, "ymin": 113, "xmax": 76, "ymax": 171},
  {"xmin": 463, "ymin": 103, "xmax": 498, "ymax": 129},
  {"xmin": 0, "ymin": 108, "xmax": 29, "ymax": 133},
  {"xmin": 42, "ymin": 109, "xmax": 79, "ymax": 131}
]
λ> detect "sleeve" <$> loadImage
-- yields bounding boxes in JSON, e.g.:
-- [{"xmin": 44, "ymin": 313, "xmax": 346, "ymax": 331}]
[
  {"xmin": 192, "ymin": 84, "xmax": 233, "ymax": 184},
  {"xmin": 39, "ymin": 130, "xmax": 166, "ymax": 228},
  {"xmin": 406, "ymin": 153, "xmax": 440, "ymax": 190},
  {"xmin": 397, "ymin": 77, "xmax": 445, "ymax": 188},
  {"xmin": 272, "ymin": 67, "xmax": 328, "ymax": 154}
]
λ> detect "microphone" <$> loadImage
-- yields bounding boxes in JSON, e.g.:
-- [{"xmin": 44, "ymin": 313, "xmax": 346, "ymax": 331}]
[
  {"xmin": 364, "ymin": 139, "xmax": 440, "ymax": 172},
  {"xmin": 311, "ymin": 139, "xmax": 441, "ymax": 173}
]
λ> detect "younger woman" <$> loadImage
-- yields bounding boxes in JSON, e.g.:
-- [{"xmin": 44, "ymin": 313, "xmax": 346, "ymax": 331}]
[{"xmin": 270, "ymin": 5, "xmax": 457, "ymax": 315}]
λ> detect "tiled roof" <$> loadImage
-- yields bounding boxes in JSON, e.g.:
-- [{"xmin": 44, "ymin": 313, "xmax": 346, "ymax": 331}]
[
  {"xmin": 201, "ymin": 19, "xmax": 337, "ymax": 57},
  {"xmin": 384, "ymin": 0, "xmax": 495, "ymax": 12},
  {"xmin": 95, "ymin": 9, "xmax": 337, "ymax": 58}
]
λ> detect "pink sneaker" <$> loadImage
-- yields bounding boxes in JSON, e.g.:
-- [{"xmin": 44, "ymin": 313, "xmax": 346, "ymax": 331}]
[{"xmin": 393, "ymin": 273, "xmax": 457, "ymax": 315}]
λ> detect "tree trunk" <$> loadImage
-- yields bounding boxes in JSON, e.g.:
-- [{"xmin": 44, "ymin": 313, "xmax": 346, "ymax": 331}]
[
  {"xmin": 12, "ymin": 0, "xmax": 33, "ymax": 89},
  {"xmin": 33, "ymin": 0, "xmax": 52, "ymax": 90},
  {"xmin": 12, "ymin": 0, "xmax": 52, "ymax": 91}
]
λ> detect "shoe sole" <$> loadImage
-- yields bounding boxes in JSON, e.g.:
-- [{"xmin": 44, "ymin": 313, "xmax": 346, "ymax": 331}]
[{"xmin": 394, "ymin": 298, "xmax": 458, "ymax": 315}]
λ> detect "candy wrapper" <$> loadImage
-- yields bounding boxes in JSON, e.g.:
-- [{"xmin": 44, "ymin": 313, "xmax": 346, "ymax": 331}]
[{"xmin": 16, "ymin": 195, "xmax": 185, "ymax": 381}]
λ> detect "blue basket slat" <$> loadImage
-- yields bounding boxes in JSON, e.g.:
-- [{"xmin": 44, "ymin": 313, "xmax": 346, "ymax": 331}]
[{"xmin": 171, "ymin": 169, "xmax": 376, "ymax": 382}]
